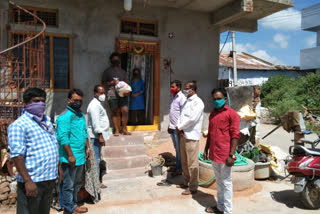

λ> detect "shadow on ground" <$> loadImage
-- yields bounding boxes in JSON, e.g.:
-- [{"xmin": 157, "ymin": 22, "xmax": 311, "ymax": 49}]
[
  {"xmin": 270, "ymin": 190, "xmax": 307, "ymax": 209},
  {"xmin": 192, "ymin": 190, "xmax": 217, "ymax": 211}
]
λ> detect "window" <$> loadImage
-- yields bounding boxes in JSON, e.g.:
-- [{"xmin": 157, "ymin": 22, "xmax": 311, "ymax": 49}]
[
  {"xmin": 120, "ymin": 18, "xmax": 157, "ymax": 37},
  {"xmin": 10, "ymin": 32, "xmax": 72, "ymax": 90},
  {"xmin": 10, "ymin": 5, "xmax": 59, "ymax": 27}
]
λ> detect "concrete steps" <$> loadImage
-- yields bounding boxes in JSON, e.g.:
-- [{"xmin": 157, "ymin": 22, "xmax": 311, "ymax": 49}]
[
  {"xmin": 106, "ymin": 155, "xmax": 150, "ymax": 170},
  {"xmin": 103, "ymin": 167, "xmax": 147, "ymax": 181},
  {"xmin": 102, "ymin": 134, "xmax": 151, "ymax": 180},
  {"xmin": 103, "ymin": 145, "xmax": 146, "ymax": 158}
]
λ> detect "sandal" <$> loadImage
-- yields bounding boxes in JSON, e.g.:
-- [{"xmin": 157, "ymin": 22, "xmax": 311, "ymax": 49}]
[
  {"xmin": 205, "ymin": 206, "xmax": 223, "ymax": 214},
  {"xmin": 157, "ymin": 180, "xmax": 171, "ymax": 186}
]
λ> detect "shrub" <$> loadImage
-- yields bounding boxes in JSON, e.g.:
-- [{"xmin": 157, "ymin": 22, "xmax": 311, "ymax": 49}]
[{"xmin": 261, "ymin": 72, "xmax": 320, "ymax": 121}]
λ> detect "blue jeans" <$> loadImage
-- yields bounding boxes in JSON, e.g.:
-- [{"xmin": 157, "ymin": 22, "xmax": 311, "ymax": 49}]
[
  {"xmin": 60, "ymin": 163, "xmax": 84, "ymax": 214},
  {"xmin": 170, "ymin": 129, "xmax": 182, "ymax": 171},
  {"xmin": 91, "ymin": 138, "xmax": 101, "ymax": 178}
]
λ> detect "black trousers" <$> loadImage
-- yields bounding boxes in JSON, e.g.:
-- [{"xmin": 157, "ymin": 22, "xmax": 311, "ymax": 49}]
[{"xmin": 17, "ymin": 180, "xmax": 55, "ymax": 214}]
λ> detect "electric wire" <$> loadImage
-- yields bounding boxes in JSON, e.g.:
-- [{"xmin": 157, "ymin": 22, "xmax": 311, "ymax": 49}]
[{"xmin": 219, "ymin": 31, "xmax": 230, "ymax": 55}]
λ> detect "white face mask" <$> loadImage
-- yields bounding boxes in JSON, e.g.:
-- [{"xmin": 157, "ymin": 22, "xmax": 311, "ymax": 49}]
[
  {"xmin": 182, "ymin": 89, "xmax": 190, "ymax": 97},
  {"xmin": 98, "ymin": 94, "xmax": 106, "ymax": 102}
]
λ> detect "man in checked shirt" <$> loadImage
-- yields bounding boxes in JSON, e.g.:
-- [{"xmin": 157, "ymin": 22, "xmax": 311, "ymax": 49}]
[{"xmin": 8, "ymin": 88, "xmax": 60, "ymax": 214}]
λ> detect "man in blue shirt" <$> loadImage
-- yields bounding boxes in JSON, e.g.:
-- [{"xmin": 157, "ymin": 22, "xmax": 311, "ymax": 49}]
[
  {"xmin": 8, "ymin": 88, "xmax": 59, "ymax": 214},
  {"xmin": 56, "ymin": 89, "xmax": 90, "ymax": 214}
]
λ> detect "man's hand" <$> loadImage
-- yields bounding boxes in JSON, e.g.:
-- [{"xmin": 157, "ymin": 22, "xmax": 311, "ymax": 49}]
[
  {"xmin": 99, "ymin": 135, "xmax": 105, "ymax": 146},
  {"xmin": 25, "ymin": 180, "xmax": 38, "ymax": 197},
  {"xmin": 58, "ymin": 165, "xmax": 63, "ymax": 184},
  {"xmin": 176, "ymin": 127, "xmax": 184, "ymax": 137},
  {"xmin": 68, "ymin": 155, "xmax": 76, "ymax": 167},
  {"xmin": 131, "ymin": 93, "xmax": 138, "ymax": 97},
  {"xmin": 203, "ymin": 150, "xmax": 208, "ymax": 160},
  {"xmin": 226, "ymin": 156, "xmax": 235, "ymax": 167},
  {"xmin": 86, "ymin": 149, "xmax": 91, "ymax": 160}
]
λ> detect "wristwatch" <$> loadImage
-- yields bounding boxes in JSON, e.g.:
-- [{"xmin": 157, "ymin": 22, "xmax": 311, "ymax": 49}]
[{"xmin": 229, "ymin": 154, "xmax": 236, "ymax": 160}]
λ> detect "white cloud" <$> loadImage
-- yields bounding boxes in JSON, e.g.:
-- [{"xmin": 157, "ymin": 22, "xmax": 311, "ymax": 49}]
[
  {"xmin": 220, "ymin": 42, "xmax": 256, "ymax": 53},
  {"xmin": 273, "ymin": 33, "xmax": 290, "ymax": 48},
  {"xmin": 305, "ymin": 34, "xmax": 316, "ymax": 48},
  {"xmin": 251, "ymin": 50, "xmax": 283, "ymax": 65},
  {"xmin": 220, "ymin": 42, "xmax": 284, "ymax": 65},
  {"xmin": 259, "ymin": 8, "xmax": 301, "ymax": 31}
]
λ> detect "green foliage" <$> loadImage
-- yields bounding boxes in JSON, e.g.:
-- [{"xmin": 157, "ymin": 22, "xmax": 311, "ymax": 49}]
[{"xmin": 261, "ymin": 72, "xmax": 320, "ymax": 120}]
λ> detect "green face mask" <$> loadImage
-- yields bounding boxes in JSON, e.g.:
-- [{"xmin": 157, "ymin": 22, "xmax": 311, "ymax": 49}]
[{"xmin": 212, "ymin": 99, "xmax": 225, "ymax": 109}]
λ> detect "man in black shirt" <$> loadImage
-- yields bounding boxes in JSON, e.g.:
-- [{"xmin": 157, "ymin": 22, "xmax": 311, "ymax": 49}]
[{"xmin": 102, "ymin": 52, "xmax": 131, "ymax": 136}]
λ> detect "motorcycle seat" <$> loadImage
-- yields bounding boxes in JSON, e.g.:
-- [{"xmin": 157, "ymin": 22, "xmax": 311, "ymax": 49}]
[{"xmin": 291, "ymin": 145, "xmax": 320, "ymax": 156}]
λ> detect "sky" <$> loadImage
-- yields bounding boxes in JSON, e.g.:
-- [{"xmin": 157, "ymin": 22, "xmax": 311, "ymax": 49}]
[{"xmin": 219, "ymin": 0, "xmax": 320, "ymax": 66}]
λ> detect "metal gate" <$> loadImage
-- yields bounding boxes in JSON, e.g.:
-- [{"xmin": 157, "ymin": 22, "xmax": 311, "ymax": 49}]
[{"xmin": 0, "ymin": 1, "xmax": 46, "ymax": 149}]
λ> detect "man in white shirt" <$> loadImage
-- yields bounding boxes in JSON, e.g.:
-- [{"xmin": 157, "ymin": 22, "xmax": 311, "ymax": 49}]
[
  {"xmin": 87, "ymin": 85, "xmax": 110, "ymax": 188},
  {"xmin": 176, "ymin": 81, "xmax": 204, "ymax": 195}
]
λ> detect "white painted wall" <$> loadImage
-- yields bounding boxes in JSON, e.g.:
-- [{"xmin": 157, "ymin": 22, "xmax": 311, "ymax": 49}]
[{"xmin": 219, "ymin": 66, "xmax": 306, "ymax": 86}]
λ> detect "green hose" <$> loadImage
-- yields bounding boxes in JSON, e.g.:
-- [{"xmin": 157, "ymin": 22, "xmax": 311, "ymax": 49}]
[{"xmin": 198, "ymin": 151, "xmax": 248, "ymax": 186}]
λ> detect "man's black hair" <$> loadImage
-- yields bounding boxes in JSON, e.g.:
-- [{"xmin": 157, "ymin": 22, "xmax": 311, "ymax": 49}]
[
  {"xmin": 68, "ymin": 88, "xmax": 84, "ymax": 99},
  {"xmin": 94, "ymin": 85, "xmax": 104, "ymax": 93},
  {"xmin": 211, "ymin": 88, "xmax": 227, "ymax": 97},
  {"xmin": 170, "ymin": 80, "xmax": 182, "ymax": 89},
  {"xmin": 109, "ymin": 52, "xmax": 121, "ymax": 62},
  {"xmin": 23, "ymin": 88, "xmax": 46, "ymax": 103},
  {"xmin": 186, "ymin": 80, "xmax": 197, "ymax": 92}
]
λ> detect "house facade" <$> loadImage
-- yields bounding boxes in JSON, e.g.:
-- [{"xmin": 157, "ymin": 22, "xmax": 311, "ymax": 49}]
[
  {"xmin": 218, "ymin": 52, "xmax": 304, "ymax": 87},
  {"xmin": 300, "ymin": 3, "xmax": 320, "ymax": 71},
  {"xmin": 0, "ymin": 0, "xmax": 293, "ymax": 131}
]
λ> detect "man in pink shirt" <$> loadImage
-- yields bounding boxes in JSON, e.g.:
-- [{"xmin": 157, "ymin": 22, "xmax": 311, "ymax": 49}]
[{"xmin": 203, "ymin": 88, "xmax": 240, "ymax": 214}]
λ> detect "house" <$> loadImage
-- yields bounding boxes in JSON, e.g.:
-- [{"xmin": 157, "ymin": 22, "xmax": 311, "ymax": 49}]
[
  {"xmin": 300, "ymin": 3, "xmax": 320, "ymax": 71},
  {"xmin": 218, "ymin": 52, "xmax": 303, "ymax": 87},
  {"xmin": 0, "ymin": 0, "xmax": 294, "ymax": 132}
]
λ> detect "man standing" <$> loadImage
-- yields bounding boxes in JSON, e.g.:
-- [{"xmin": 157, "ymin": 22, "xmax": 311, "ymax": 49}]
[
  {"xmin": 203, "ymin": 88, "xmax": 240, "ymax": 214},
  {"xmin": 102, "ymin": 52, "xmax": 130, "ymax": 136},
  {"xmin": 8, "ymin": 88, "xmax": 59, "ymax": 214},
  {"xmin": 87, "ymin": 85, "xmax": 109, "ymax": 188},
  {"xmin": 168, "ymin": 80, "xmax": 186, "ymax": 176},
  {"xmin": 176, "ymin": 81, "xmax": 204, "ymax": 195},
  {"xmin": 56, "ymin": 89, "xmax": 90, "ymax": 214}
]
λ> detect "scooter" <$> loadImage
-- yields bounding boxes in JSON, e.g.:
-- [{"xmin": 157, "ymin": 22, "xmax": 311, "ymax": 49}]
[{"xmin": 287, "ymin": 133, "xmax": 320, "ymax": 209}]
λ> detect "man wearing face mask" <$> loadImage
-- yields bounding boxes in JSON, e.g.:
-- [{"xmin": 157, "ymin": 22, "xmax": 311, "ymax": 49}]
[
  {"xmin": 176, "ymin": 81, "xmax": 204, "ymax": 195},
  {"xmin": 168, "ymin": 80, "xmax": 186, "ymax": 176},
  {"xmin": 87, "ymin": 85, "xmax": 109, "ymax": 188},
  {"xmin": 102, "ymin": 52, "xmax": 130, "ymax": 136},
  {"xmin": 56, "ymin": 89, "xmax": 90, "ymax": 214},
  {"xmin": 203, "ymin": 88, "xmax": 240, "ymax": 214},
  {"xmin": 8, "ymin": 88, "xmax": 59, "ymax": 214}
]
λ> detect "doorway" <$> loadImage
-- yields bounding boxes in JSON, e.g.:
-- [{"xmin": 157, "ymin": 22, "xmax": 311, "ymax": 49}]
[{"xmin": 116, "ymin": 38, "xmax": 160, "ymax": 131}]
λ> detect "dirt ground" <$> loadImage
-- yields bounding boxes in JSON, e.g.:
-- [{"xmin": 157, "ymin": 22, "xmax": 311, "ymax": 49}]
[{"xmin": 1, "ymin": 123, "xmax": 319, "ymax": 214}]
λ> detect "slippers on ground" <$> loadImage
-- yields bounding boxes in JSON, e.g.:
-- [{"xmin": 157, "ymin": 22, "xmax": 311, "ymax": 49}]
[
  {"xmin": 205, "ymin": 206, "xmax": 223, "ymax": 214},
  {"xmin": 157, "ymin": 181, "xmax": 171, "ymax": 186}
]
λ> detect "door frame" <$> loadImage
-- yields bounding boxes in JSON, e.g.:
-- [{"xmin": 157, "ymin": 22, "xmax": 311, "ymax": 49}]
[{"xmin": 115, "ymin": 38, "xmax": 160, "ymax": 131}]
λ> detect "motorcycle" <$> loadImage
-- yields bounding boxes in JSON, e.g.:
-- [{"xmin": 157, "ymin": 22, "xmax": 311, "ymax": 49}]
[{"xmin": 287, "ymin": 133, "xmax": 320, "ymax": 209}]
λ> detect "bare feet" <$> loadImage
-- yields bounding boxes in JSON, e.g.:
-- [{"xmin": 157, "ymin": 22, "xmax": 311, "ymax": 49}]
[
  {"xmin": 100, "ymin": 183, "xmax": 107, "ymax": 189},
  {"xmin": 122, "ymin": 129, "xmax": 131, "ymax": 135},
  {"xmin": 114, "ymin": 131, "xmax": 120, "ymax": 136},
  {"xmin": 75, "ymin": 206, "xmax": 88, "ymax": 213}
]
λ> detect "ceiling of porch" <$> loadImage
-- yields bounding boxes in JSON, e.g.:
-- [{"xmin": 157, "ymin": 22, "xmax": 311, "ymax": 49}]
[{"xmin": 135, "ymin": 0, "xmax": 294, "ymax": 33}]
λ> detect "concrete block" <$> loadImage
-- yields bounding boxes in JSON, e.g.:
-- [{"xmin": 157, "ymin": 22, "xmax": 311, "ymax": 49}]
[
  {"xmin": 103, "ymin": 167, "xmax": 147, "ymax": 181},
  {"xmin": 102, "ymin": 145, "xmax": 146, "ymax": 158},
  {"xmin": 107, "ymin": 135, "xmax": 145, "ymax": 146},
  {"xmin": 105, "ymin": 155, "xmax": 151, "ymax": 170}
]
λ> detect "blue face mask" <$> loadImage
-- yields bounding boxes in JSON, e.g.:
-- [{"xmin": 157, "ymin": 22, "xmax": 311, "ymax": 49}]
[{"xmin": 213, "ymin": 99, "xmax": 225, "ymax": 109}]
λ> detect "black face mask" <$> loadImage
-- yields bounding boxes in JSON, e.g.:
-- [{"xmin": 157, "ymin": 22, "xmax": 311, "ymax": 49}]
[
  {"xmin": 111, "ymin": 60, "xmax": 120, "ymax": 67},
  {"xmin": 133, "ymin": 73, "xmax": 139, "ymax": 78},
  {"xmin": 69, "ymin": 101, "xmax": 82, "ymax": 111}
]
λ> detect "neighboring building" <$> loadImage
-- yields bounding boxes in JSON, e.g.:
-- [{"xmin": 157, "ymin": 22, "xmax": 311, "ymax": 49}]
[
  {"xmin": 0, "ymin": 0, "xmax": 293, "ymax": 131},
  {"xmin": 300, "ymin": 3, "xmax": 320, "ymax": 71},
  {"xmin": 218, "ymin": 52, "xmax": 303, "ymax": 87}
]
